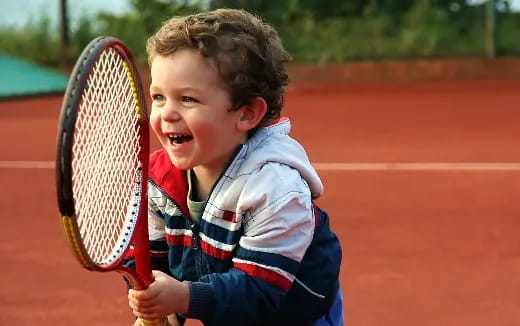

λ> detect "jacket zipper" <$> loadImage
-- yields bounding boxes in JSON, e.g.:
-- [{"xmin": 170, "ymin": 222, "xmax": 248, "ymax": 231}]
[
  {"xmin": 149, "ymin": 145, "xmax": 244, "ymax": 278},
  {"xmin": 193, "ymin": 145, "xmax": 244, "ymax": 277}
]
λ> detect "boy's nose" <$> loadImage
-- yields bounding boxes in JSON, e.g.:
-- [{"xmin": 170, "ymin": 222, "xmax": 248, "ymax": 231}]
[{"xmin": 161, "ymin": 103, "xmax": 181, "ymax": 121}]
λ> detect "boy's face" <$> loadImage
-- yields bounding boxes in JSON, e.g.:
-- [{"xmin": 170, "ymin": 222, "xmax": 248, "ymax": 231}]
[{"xmin": 149, "ymin": 49, "xmax": 246, "ymax": 177}]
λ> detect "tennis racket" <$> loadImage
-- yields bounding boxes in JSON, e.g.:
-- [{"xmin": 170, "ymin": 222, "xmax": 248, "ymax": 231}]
[{"xmin": 56, "ymin": 36, "xmax": 166, "ymax": 326}]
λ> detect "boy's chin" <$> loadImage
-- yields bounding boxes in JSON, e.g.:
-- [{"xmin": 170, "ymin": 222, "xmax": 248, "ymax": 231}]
[{"xmin": 165, "ymin": 151, "xmax": 193, "ymax": 170}]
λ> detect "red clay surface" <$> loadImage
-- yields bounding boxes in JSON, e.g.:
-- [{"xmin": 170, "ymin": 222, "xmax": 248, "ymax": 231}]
[{"xmin": 1, "ymin": 73, "xmax": 520, "ymax": 325}]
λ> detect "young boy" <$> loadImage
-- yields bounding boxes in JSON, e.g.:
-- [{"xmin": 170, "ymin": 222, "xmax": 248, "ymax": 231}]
[{"xmin": 127, "ymin": 8, "xmax": 343, "ymax": 326}]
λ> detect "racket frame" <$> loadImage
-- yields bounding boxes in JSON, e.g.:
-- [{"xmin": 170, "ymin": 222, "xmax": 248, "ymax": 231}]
[{"xmin": 56, "ymin": 36, "xmax": 152, "ymax": 290}]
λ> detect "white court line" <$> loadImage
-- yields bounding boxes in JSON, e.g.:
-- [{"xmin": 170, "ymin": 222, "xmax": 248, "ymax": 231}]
[
  {"xmin": 312, "ymin": 162, "xmax": 520, "ymax": 171},
  {"xmin": 0, "ymin": 161, "xmax": 54, "ymax": 169},
  {"xmin": 1, "ymin": 161, "xmax": 520, "ymax": 171}
]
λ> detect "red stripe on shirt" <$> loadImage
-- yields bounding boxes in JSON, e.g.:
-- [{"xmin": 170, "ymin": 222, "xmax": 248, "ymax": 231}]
[
  {"xmin": 166, "ymin": 234, "xmax": 192, "ymax": 247},
  {"xmin": 234, "ymin": 261, "xmax": 292, "ymax": 291},
  {"xmin": 222, "ymin": 211, "xmax": 237, "ymax": 222},
  {"xmin": 266, "ymin": 117, "xmax": 289, "ymax": 127},
  {"xmin": 200, "ymin": 239, "xmax": 233, "ymax": 260}
]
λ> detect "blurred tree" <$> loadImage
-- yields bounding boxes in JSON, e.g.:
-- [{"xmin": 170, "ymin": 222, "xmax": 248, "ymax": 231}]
[
  {"xmin": 209, "ymin": 0, "xmax": 298, "ymax": 27},
  {"xmin": 486, "ymin": 0, "xmax": 496, "ymax": 57},
  {"xmin": 71, "ymin": 16, "xmax": 95, "ymax": 54},
  {"xmin": 130, "ymin": 0, "xmax": 203, "ymax": 35},
  {"xmin": 59, "ymin": 0, "xmax": 69, "ymax": 63},
  {"xmin": 3, "ymin": 0, "xmax": 519, "ymax": 66}
]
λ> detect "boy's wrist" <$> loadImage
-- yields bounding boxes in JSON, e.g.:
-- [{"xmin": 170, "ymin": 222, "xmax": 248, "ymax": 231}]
[
  {"xmin": 184, "ymin": 281, "xmax": 215, "ymax": 321},
  {"xmin": 178, "ymin": 280, "xmax": 191, "ymax": 314}
]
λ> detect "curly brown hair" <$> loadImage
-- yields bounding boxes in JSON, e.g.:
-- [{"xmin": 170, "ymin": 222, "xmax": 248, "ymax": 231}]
[{"xmin": 146, "ymin": 8, "xmax": 291, "ymax": 131}]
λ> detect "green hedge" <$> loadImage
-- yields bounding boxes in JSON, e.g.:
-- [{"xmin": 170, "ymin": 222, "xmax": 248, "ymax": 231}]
[{"xmin": 1, "ymin": 0, "xmax": 519, "ymax": 67}]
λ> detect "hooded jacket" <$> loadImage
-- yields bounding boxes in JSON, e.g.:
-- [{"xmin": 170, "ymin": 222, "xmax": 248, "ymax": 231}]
[{"xmin": 146, "ymin": 118, "xmax": 342, "ymax": 325}]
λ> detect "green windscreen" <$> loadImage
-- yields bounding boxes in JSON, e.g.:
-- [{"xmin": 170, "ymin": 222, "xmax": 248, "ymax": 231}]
[{"xmin": 0, "ymin": 55, "xmax": 68, "ymax": 99}]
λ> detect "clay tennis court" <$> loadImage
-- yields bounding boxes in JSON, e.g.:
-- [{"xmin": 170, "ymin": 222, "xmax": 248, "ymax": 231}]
[{"xmin": 1, "ymin": 64, "xmax": 519, "ymax": 325}]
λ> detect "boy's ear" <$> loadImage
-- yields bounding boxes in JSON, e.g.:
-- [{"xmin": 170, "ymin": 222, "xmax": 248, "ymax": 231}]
[{"xmin": 236, "ymin": 97, "xmax": 267, "ymax": 132}]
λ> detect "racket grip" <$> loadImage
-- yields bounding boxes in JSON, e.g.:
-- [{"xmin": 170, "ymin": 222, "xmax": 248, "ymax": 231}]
[{"xmin": 140, "ymin": 318, "xmax": 169, "ymax": 326}]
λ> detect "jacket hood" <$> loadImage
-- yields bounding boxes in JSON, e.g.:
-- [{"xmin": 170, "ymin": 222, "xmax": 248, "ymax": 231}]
[{"xmin": 241, "ymin": 118, "xmax": 323, "ymax": 199}]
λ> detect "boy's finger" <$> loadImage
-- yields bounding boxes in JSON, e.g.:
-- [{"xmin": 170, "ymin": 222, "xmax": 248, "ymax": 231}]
[
  {"xmin": 129, "ymin": 288, "xmax": 159, "ymax": 301},
  {"xmin": 128, "ymin": 296, "xmax": 158, "ymax": 311},
  {"xmin": 151, "ymin": 270, "xmax": 168, "ymax": 281}
]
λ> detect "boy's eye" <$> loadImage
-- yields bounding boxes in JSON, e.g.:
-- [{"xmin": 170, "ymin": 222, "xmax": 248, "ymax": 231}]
[
  {"xmin": 181, "ymin": 96, "xmax": 197, "ymax": 103},
  {"xmin": 151, "ymin": 94, "xmax": 165, "ymax": 102}
]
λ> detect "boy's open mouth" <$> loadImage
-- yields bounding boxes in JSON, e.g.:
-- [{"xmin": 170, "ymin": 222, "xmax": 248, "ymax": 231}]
[{"xmin": 168, "ymin": 134, "xmax": 193, "ymax": 145}]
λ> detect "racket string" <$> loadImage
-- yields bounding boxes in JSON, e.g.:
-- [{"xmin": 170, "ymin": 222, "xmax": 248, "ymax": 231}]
[{"xmin": 72, "ymin": 47, "xmax": 143, "ymax": 266}]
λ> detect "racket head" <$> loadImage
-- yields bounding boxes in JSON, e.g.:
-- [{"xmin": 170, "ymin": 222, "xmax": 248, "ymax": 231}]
[{"xmin": 56, "ymin": 36, "xmax": 151, "ymax": 288}]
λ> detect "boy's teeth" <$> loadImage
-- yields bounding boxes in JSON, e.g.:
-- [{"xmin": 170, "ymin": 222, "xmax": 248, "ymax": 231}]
[{"xmin": 169, "ymin": 135, "xmax": 192, "ymax": 144}]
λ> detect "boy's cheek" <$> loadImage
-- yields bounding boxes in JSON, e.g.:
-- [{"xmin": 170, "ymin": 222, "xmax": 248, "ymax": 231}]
[{"xmin": 149, "ymin": 115, "xmax": 162, "ymax": 134}]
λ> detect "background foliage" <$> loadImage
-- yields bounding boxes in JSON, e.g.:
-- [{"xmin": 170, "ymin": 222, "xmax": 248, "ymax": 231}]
[{"xmin": 0, "ymin": 0, "xmax": 519, "ymax": 66}]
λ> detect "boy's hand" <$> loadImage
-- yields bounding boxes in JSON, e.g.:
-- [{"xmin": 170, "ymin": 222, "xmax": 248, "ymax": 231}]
[{"xmin": 128, "ymin": 270, "xmax": 190, "ymax": 321}]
